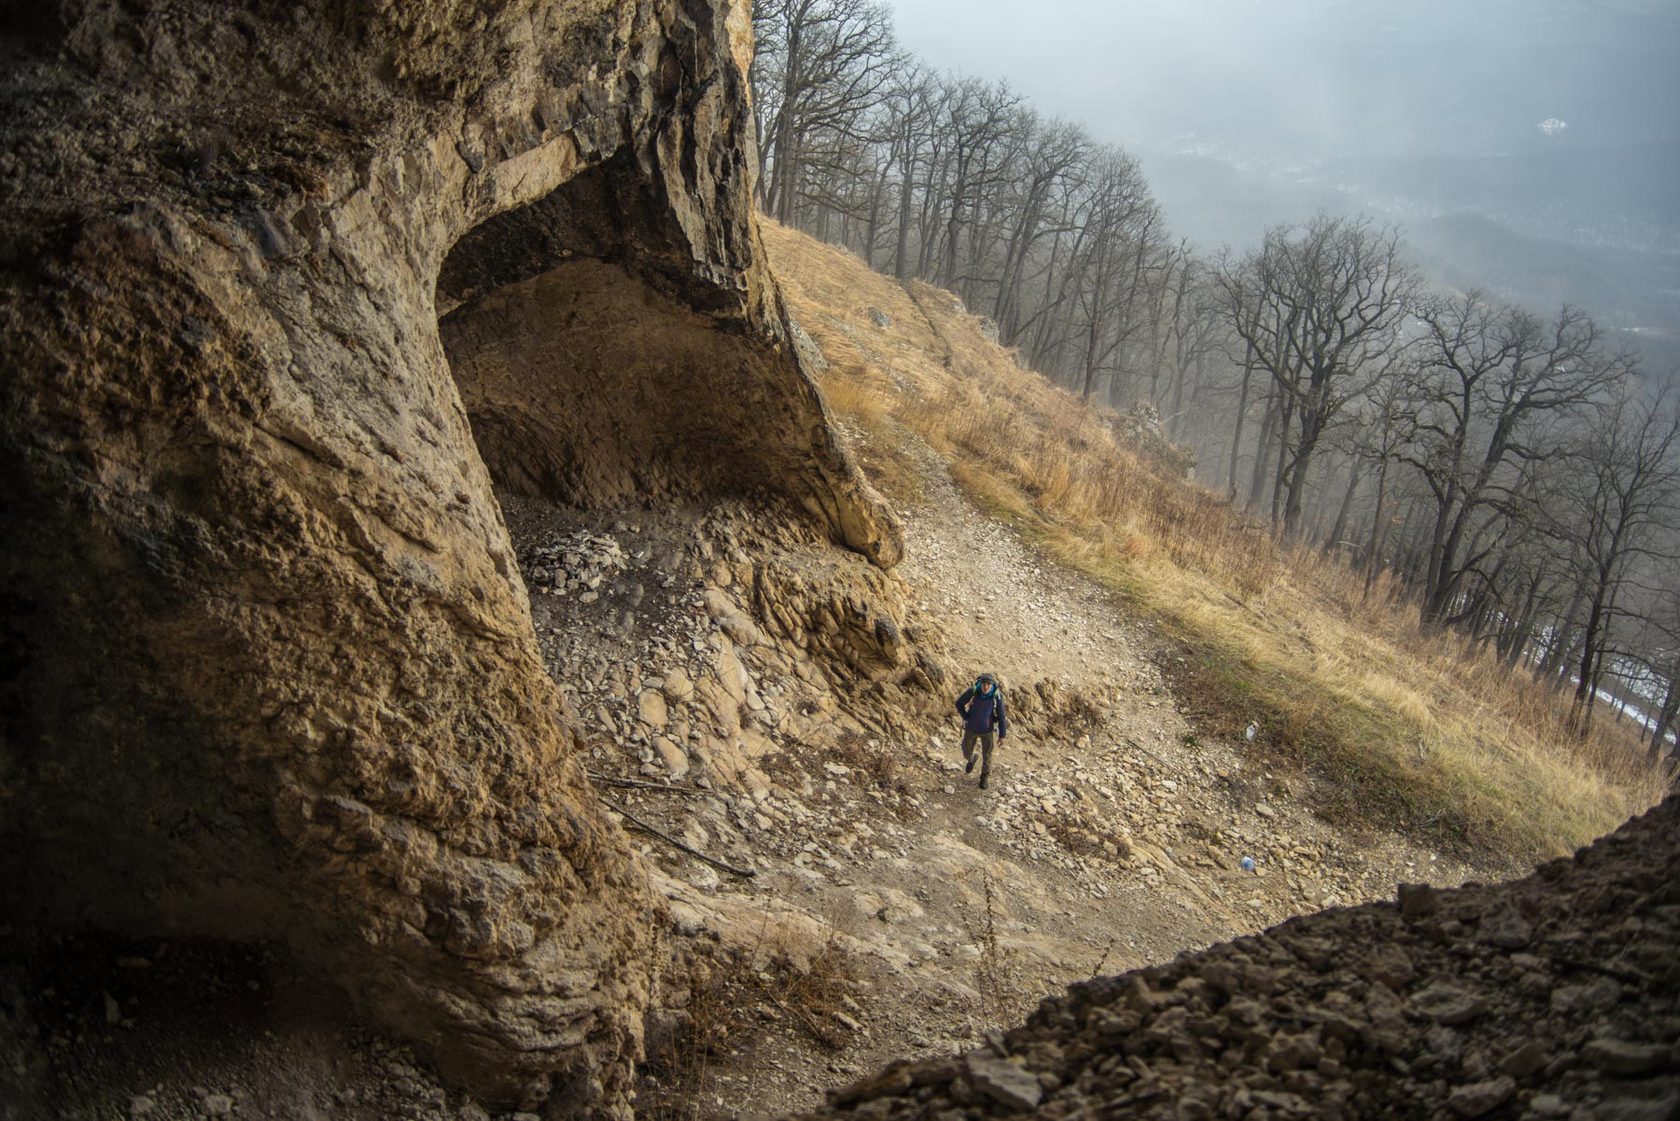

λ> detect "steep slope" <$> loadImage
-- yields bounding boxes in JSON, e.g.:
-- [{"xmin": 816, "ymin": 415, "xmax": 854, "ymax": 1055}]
[{"xmin": 761, "ymin": 221, "xmax": 1664, "ymax": 862}]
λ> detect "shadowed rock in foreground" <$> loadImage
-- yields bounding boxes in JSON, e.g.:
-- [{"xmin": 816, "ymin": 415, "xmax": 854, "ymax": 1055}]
[
  {"xmin": 0, "ymin": 2, "xmax": 896, "ymax": 1116},
  {"xmin": 796, "ymin": 797, "xmax": 1680, "ymax": 1120}
]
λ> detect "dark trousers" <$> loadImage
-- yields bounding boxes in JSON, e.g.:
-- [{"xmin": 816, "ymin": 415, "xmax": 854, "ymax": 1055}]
[{"xmin": 961, "ymin": 730, "xmax": 995, "ymax": 777}]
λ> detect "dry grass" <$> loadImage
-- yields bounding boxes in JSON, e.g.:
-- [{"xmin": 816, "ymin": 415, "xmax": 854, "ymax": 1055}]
[
  {"xmin": 960, "ymin": 869, "xmax": 1028, "ymax": 1031},
  {"xmin": 765, "ymin": 220, "xmax": 1667, "ymax": 862},
  {"xmin": 641, "ymin": 925, "xmax": 855, "ymax": 1120},
  {"xmin": 828, "ymin": 728, "xmax": 905, "ymax": 793}
]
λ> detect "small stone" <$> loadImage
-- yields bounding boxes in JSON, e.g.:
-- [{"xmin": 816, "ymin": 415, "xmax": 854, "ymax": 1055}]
[
  {"xmin": 1446, "ymin": 1077, "xmax": 1515, "ymax": 1118},
  {"xmin": 828, "ymin": 1066, "xmax": 913, "ymax": 1107},
  {"xmin": 965, "ymin": 1054, "xmax": 1042, "ymax": 1111},
  {"xmin": 202, "ymin": 1094, "xmax": 234, "ymax": 1117},
  {"xmin": 1364, "ymin": 944, "xmax": 1414, "ymax": 990},
  {"xmin": 103, "ymin": 991, "xmax": 121, "ymax": 1025},
  {"xmin": 1582, "ymin": 1038, "xmax": 1670, "ymax": 1075},
  {"xmin": 1397, "ymin": 882, "xmax": 1437, "ymax": 916},
  {"xmin": 1481, "ymin": 905, "xmax": 1534, "ymax": 949},
  {"xmin": 662, "ymin": 666, "xmax": 695, "ymax": 702},
  {"xmin": 1255, "ymin": 802, "xmax": 1276, "ymax": 818},
  {"xmin": 1411, "ymin": 983, "xmax": 1488, "ymax": 1026},
  {"xmin": 1497, "ymin": 1040, "xmax": 1547, "ymax": 1079},
  {"xmin": 130, "ymin": 1096, "xmax": 156, "ymax": 1118},
  {"xmin": 1587, "ymin": 1097, "xmax": 1680, "ymax": 1121},
  {"xmin": 638, "ymin": 689, "xmax": 669, "ymax": 729},
  {"xmin": 1551, "ymin": 977, "xmax": 1621, "ymax": 1015},
  {"xmin": 653, "ymin": 737, "xmax": 689, "ymax": 779},
  {"xmin": 1425, "ymin": 1026, "xmax": 1464, "ymax": 1063}
]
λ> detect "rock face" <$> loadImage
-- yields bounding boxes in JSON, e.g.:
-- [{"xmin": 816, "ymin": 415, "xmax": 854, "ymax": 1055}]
[
  {"xmin": 0, "ymin": 1, "xmax": 897, "ymax": 1115},
  {"xmin": 796, "ymin": 795, "xmax": 1680, "ymax": 1119}
]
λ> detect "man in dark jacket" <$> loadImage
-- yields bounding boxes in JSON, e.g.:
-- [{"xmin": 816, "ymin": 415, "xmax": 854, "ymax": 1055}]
[{"xmin": 954, "ymin": 672, "xmax": 1008, "ymax": 790}]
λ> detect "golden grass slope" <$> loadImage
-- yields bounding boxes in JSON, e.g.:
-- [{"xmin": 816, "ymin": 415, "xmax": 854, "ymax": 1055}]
[{"xmin": 764, "ymin": 219, "xmax": 1667, "ymax": 863}]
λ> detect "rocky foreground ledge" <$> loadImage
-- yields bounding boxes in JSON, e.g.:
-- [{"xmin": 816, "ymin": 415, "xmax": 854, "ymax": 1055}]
[{"xmin": 790, "ymin": 796, "xmax": 1679, "ymax": 1121}]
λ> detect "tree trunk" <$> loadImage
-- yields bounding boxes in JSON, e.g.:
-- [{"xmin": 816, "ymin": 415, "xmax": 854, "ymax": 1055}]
[
  {"xmin": 1249, "ymin": 386, "xmax": 1278, "ymax": 512},
  {"xmin": 1270, "ymin": 402, "xmax": 1296, "ymax": 528},
  {"xmin": 1322, "ymin": 459, "xmax": 1363, "ymax": 558},
  {"xmin": 1500, "ymin": 573, "xmax": 1544, "ymax": 668},
  {"xmin": 862, "ymin": 163, "xmax": 890, "ymax": 270},
  {"xmin": 1363, "ymin": 454, "xmax": 1391, "ymax": 594},
  {"xmin": 1650, "ymin": 675, "xmax": 1679, "ymax": 764},
  {"xmin": 1227, "ymin": 347, "xmax": 1256, "ymax": 502},
  {"xmin": 893, "ymin": 145, "xmax": 915, "ymax": 280}
]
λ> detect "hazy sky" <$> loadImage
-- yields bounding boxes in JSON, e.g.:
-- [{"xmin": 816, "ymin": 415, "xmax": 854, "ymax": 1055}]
[{"xmin": 886, "ymin": 0, "xmax": 1680, "ymax": 160}]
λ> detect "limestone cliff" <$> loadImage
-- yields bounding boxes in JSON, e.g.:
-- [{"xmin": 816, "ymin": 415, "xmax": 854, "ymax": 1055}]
[{"xmin": 0, "ymin": 1, "xmax": 898, "ymax": 1114}]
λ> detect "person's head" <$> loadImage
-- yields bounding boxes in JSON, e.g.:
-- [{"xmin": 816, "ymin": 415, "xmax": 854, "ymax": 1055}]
[{"xmin": 976, "ymin": 672, "xmax": 996, "ymax": 694}]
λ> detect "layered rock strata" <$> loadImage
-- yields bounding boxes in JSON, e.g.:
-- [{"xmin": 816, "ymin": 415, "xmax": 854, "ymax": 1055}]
[{"xmin": 0, "ymin": 1, "xmax": 897, "ymax": 1114}]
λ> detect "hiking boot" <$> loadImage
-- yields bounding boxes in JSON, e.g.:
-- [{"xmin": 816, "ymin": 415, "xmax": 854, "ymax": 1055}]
[
  {"xmin": 965, "ymin": 754, "xmax": 976, "ymax": 774},
  {"xmin": 978, "ymin": 773, "xmax": 989, "ymax": 790}
]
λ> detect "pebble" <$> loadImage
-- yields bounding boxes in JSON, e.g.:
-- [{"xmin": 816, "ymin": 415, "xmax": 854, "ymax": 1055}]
[
  {"xmin": 1581, "ymin": 1038, "xmax": 1670, "ymax": 1075},
  {"xmin": 1447, "ymin": 1077, "xmax": 1515, "ymax": 1118},
  {"xmin": 965, "ymin": 1054, "xmax": 1042, "ymax": 1111}
]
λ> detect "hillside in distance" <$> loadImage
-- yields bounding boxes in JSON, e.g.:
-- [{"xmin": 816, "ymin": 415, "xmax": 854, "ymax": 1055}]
[{"xmin": 1138, "ymin": 139, "xmax": 1680, "ymax": 377}]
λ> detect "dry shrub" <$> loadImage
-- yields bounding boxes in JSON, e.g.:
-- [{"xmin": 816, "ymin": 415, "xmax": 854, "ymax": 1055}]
[
  {"xmin": 1043, "ymin": 811, "xmax": 1131, "ymax": 864},
  {"xmin": 960, "ymin": 870, "xmax": 1025, "ymax": 1030},
  {"xmin": 640, "ymin": 927, "xmax": 856, "ymax": 1120},
  {"xmin": 829, "ymin": 729, "xmax": 905, "ymax": 793},
  {"xmin": 639, "ymin": 948, "xmax": 750, "ymax": 1121},
  {"xmin": 817, "ymin": 365, "xmax": 925, "ymax": 503}
]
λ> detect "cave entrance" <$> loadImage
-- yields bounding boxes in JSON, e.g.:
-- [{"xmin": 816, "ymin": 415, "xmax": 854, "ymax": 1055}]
[{"xmin": 434, "ymin": 156, "xmax": 794, "ymax": 518}]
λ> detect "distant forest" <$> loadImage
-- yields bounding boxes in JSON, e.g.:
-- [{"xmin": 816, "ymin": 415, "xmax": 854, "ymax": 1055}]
[{"xmin": 748, "ymin": 0, "xmax": 1680, "ymax": 757}]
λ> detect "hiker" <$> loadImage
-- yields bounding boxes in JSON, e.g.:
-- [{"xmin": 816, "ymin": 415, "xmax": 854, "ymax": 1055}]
[{"xmin": 954, "ymin": 672, "xmax": 1008, "ymax": 790}]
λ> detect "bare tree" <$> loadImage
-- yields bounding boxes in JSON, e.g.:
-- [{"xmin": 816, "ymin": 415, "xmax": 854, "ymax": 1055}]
[
  {"xmin": 990, "ymin": 114, "xmax": 1089, "ymax": 344},
  {"xmin": 1216, "ymin": 214, "xmax": 1416, "ymax": 538},
  {"xmin": 1637, "ymin": 579, "xmax": 1680, "ymax": 763},
  {"xmin": 1058, "ymin": 150, "xmax": 1162, "ymax": 401},
  {"xmin": 1559, "ymin": 382, "xmax": 1680, "ymax": 736},
  {"xmin": 751, "ymin": 0, "xmax": 901, "ymax": 226},
  {"xmin": 1404, "ymin": 295, "xmax": 1633, "ymax": 627}
]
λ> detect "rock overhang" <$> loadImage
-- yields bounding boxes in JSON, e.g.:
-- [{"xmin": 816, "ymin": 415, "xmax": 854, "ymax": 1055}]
[{"xmin": 0, "ymin": 1, "xmax": 895, "ymax": 1115}]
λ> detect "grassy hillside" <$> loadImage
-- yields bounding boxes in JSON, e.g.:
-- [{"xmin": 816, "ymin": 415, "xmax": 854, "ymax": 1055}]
[{"xmin": 763, "ymin": 220, "xmax": 1666, "ymax": 863}]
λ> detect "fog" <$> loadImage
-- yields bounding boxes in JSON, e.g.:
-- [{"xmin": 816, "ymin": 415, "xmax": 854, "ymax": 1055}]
[
  {"xmin": 890, "ymin": 0, "xmax": 1680, "ymax": 162},
  {"xmin": 887, "ymin": 0, "xmax": 1680, "ymax": 367}
]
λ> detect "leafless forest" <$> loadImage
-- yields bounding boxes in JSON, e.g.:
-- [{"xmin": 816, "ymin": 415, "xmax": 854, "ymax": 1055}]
[{"xmin": 750, "ymin": 0, "xmax": 1680, "ymax": 759}]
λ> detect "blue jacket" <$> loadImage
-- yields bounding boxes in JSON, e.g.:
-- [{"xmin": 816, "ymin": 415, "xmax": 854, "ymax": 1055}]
[{"xmin": 956, "ymin": 683, "xmax": 1007, "ymax": 738}]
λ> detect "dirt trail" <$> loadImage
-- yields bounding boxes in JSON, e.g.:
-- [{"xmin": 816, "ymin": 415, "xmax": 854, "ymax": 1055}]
[
  {"xmin": 576, "ymin": 424, "xmax": 1496, "ymax": 1119},
  {"xmin": 893, "ymin": 433, "xmax": 1141, "ymax": 694}
]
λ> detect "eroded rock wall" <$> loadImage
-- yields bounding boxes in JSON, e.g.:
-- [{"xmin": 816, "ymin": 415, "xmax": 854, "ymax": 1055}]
[{"xmin": 0, "ymin": 1, "xmax": 897, "ymax": 1114}]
